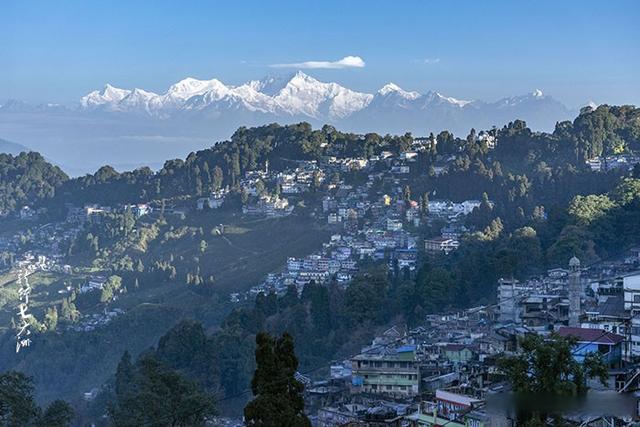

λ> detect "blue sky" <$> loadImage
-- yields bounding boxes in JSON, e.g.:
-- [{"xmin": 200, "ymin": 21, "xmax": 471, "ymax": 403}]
[{"xmin": 2, "ymin": 0, "xmax": 639, "ymax": 107}]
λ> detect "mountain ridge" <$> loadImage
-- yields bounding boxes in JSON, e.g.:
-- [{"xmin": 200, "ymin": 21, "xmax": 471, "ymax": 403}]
[
  {"xmin": 75, "ymin": 71, "xmax": 570, "ymax": 126},
  {"xmin": 0, "ymin": 72, "xmax": 595, "ymax": 175}
]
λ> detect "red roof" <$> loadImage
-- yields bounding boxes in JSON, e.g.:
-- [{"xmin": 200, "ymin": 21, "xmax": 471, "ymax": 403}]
[{"xmin": 557, "ymin": 327, "xmax": 624, "ymax": 345}]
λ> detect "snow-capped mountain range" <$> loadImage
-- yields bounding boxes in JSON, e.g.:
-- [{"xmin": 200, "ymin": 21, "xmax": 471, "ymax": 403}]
[
  {"xmin": 78, "ymin": 71, "xmax": 571, "ymax": 131},
  {"xmin": 0, "ymin": 71, "xmax": 579, "ymax": 175},
  {"xmin": 81, "ymin": 71, "xmax": 377, "ymax": 119}
]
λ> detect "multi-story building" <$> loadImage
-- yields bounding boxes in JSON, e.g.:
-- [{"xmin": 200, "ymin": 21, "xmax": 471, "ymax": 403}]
[
  {"xmin": 351, "ymin": 345, "xmax": 420, "ymax": 397},
  {"xmin": 622, "ymin": 272, "xmax": 640, "ymax": 355},
  {"xmin": 496, "ymin": 278, "xmax": 533, "ymax": 324}
]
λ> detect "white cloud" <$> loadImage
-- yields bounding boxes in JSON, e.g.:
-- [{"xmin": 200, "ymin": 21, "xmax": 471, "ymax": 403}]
[{"xmin": 270, "ymin": 55, "xmax": 365, "ymax": 69}]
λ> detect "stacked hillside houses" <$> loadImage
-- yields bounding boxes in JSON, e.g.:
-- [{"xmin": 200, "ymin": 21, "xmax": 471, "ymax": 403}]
[{"xmin": 305, "ymin": 252, "xmax": 640, "ymax": 426}]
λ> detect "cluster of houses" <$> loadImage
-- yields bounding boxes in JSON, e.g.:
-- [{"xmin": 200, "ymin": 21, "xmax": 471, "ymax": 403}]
[
  {"xmin": 66, "ymin": 307, "xmax": 125, "ymax": 332},
  {"xmin": 497, "ymin": 248, "xmax": 640, "ymax": 359},
  {"xmin": 245, "ymin": 238, "xmax": 361, "ymax": 299},
  {"xmin": 277, "ymin": 161, "xmax": 325, "ymax": 194},
  {"xmin": 0, "ymin": 220, "xmax": 81, "ymax": 268},
  {"xmin": 297, "ymin": 250, "xmax": 640, "ymax": 426},
  {"xmin": 0, "ymin": 230, "xmax": 73, "ymax": 276},
  {"xmin": 242, "ymin": 194, "xmax": 293, "ymax": 218},
  {"xmin": 586, "ymin": 154, "xmax": 640, "ymax": 172},
  {"xmin": 236, "ymin": 145, "xmax": 487, "ymax": 301}
]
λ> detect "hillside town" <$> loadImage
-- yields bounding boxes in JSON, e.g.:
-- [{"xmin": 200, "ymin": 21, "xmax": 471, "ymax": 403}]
[
  {"xmin": 2, "ymin": 119, "xmax": 640, "ymax": 426},
  {"xmin": 2, "ymin": 2, "xmax": 639, "ymax": 426},
  {"xmin": 214, "ymin": 145, "xmax": 484, "ymax": 300},
  {"xmin": 296, "ymin": 252, "xmax": 640, "ymax": 426}
]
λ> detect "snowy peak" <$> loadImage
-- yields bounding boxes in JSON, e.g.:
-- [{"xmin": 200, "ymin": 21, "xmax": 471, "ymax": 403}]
[
  {"xmin": 81, "ymin": 84, "xmax": 131, "ymax": 109},
  {"xmin": 494, "ymin": 89, "xmax": 555, "ymax": 108},
  {"xmin": 377, "ymin": 83, "xmax": 420, "ymax": 100},
  {"xmin": 281, "ymin": 70, "xmax": 325, "ymax": 89},
  {"xmin": 434, "ymin": 92, "xmax": 471, "ymax": 107},
  {"xmin": 78, "ymin": 73, "xmax": 567, "ymax": 127},
  {"xmin": 101, "ymin": 84, "xmax": 130, "ymax": 99},
  {"xmin": 272, "ymin": 70, "xmax": 372, "ymax": 119},
  {"xmin": 167, "ymin": 77, "xmax": 230, "ymax": 100},
  {"xmin": 378, "ymin": 82, "xmax": 402, "ymax": 95}
]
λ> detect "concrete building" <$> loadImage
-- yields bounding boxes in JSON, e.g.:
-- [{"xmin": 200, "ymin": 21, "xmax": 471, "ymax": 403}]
[
  {"xmin": 622, "ymin": 271, "xmax": 640, "ymax": 355},
  {"xmin": 351, "ymin": 345, "xmax": 420, "ymax": 397}
]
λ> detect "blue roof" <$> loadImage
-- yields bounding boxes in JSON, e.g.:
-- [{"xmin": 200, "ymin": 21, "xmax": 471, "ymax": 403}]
[{"xmin": 396, "ymin": 344, "xmax": 416, "ymax": 353}]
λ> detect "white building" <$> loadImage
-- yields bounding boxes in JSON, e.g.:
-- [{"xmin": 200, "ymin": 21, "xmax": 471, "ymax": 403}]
[{"xmin": 622, "ymin": 272, "xmax": 640, "ymax": 355}]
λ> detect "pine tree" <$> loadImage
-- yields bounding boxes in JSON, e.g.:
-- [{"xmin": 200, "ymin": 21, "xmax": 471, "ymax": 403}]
[{"xmin": 244, "ymin": 332, "xmax": 310, "ymax": 427}]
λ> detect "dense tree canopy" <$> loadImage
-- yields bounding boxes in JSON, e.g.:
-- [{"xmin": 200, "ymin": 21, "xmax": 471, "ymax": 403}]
[
  {"xmin": 0, "ymin": 371, "xmax": 73, "ymax": 427},
  {"xmin": 108, "ymin": 351, "xmax": 216, "ymax": 427},
  {"xmin": 0, "ymin": 152, "xmax": 68, "ymax": 212}
]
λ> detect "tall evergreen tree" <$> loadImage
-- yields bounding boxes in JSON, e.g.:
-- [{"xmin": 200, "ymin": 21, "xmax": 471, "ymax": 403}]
[{"xmin": 244, "ymin": 332, "xmax": 310, "ymax": 427}]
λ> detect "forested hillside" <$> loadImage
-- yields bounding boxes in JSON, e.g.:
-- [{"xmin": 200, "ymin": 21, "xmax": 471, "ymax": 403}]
[
  {"xmin": 1, "ymin": 104, "xmax": 640, "ymax": 418},
  {"xmin": 0, "ymin": 105, "xmax": 636, "ymax": 215},
  {"xmin": 0, "ymin": 152, "xmax": 68, "ymax": 213}
]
